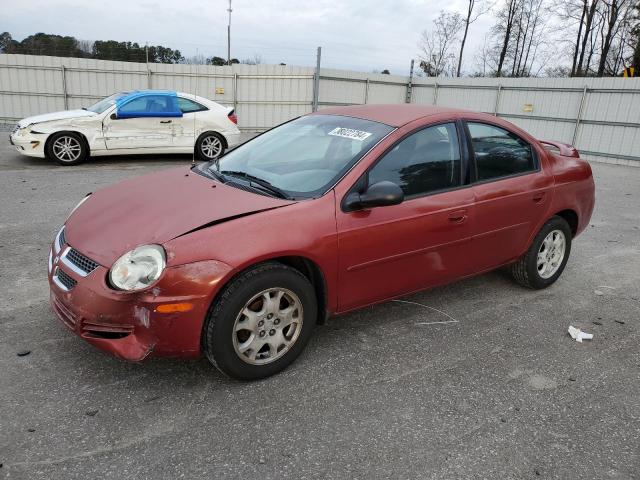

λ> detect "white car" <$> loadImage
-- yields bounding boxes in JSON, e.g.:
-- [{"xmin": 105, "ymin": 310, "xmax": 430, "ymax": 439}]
[{"xmin": 9, "ymin": 90, "xmax": 242, "ymax": 165}]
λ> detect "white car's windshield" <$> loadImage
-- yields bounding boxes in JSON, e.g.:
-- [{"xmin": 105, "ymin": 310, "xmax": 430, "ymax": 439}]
[
  {"xmin": 209, "ymin": 114, "xmax": 393, "ymax": 199},
  {"xmin": 86, "ymin": 92, "xmax": 128, "ymax": 114}
]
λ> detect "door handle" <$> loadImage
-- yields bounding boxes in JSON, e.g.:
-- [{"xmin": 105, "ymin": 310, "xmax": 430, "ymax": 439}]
[
  {"xmin": 532, "ymin": 192, "xmax": 546, "ymax": 203},
  {"xmin": 448, "ymin": 209, "xmax": 468, "ymax": 223},
  {"xmin": 160, "ymin": 120, "xmax": 172, "ymax": 124}
]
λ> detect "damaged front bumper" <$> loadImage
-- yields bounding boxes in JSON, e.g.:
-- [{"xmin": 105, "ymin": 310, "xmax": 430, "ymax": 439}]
[{"xmin": 48, "ymin": 248, "xmax": 233, "ymax": 361}]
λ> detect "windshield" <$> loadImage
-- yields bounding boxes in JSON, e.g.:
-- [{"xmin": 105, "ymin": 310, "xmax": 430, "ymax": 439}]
[
  {"xmin": 86, "ymin": 92, "xmax": 128, "ymax": 114},
  {"xmin": 210, "ymin": 114, "xmax": 393, "ymax": 198}
]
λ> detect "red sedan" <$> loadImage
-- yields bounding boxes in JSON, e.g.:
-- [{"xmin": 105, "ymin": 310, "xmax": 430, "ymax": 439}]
[{"xmin": 49, "ymin": 105, "xmax": 595, "ymax": 380}]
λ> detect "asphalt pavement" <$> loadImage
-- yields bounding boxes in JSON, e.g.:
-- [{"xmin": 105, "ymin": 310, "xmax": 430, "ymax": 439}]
[{"xmin": 0, "ymin": 138, "xmax": 639, "ymax": 479}]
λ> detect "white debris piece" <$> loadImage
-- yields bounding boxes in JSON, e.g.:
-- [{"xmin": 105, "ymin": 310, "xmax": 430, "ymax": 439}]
[{"xmin": 568, "ymin": 325, "xmax": 594, "ymax": 343}]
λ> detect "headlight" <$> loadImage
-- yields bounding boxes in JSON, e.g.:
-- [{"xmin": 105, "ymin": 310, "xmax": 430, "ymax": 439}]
[
  {"xmin": 109, "ymin": 245, "xmax": 166, "ymax": 291},
  {"xmin": 68, "ymin": 194, "xmax": 91, "ymax": 218}
]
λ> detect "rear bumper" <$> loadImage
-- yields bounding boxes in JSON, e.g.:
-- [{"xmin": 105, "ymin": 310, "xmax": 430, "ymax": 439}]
[
  {"xmin": 48, "ymin": 245, "xmax": 233, "ymax": 361},
  {"xmin": 224, "ymin": 131, "xmax": 242, "ymax": 149}
]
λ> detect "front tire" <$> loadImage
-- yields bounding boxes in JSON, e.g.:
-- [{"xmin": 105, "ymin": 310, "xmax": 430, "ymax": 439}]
[
  {"xmin": 203, "ymin": 263, "xmax": 317, "ymax": 380},
  {"xmin": 511, "ymin": 216, "xmax": 572, "ymax": 289},
  {"xmin": 46, "ymin": 132, "xmax": 88, "ymax": 166},
  {"xmin": 195, "ymin": 132, "xmax": 225, "ymax": 161}
]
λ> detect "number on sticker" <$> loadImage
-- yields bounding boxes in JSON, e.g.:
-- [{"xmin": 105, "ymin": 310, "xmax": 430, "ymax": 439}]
[{"xmin": 328, "ymin": 127, "xmax": 373, "ymax": 141}]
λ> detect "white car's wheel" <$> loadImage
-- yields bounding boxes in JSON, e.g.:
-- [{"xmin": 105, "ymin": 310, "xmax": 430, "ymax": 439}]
[
  {"xmin": 46, "ymin": 132, "xmax": 88, "ymax": 166},
  {"xmin": 196, "ymin": 132, "xmax": 226, "ymax": 161}
]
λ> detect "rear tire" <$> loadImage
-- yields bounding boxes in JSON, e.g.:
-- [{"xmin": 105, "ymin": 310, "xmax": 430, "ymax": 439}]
[
  {"xmin": 202, "ymin": 262, "xmax": 317, "ymax": 380},
  {"xmin": 46, "ymin": 132, "xmax": 88, "ymax": 166},
  {"xmin": 511, "ymin": 216, "xmax": 572, "ymax": 289},
  {"xmin": 195, "ymin": 132, "xmax": 226, "ymax": 161}
]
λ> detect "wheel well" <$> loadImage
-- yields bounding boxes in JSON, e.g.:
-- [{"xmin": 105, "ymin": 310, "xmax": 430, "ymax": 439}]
[
  {"xmin": 554, "ymin": 209, "xmax": 578, "ymax": 236},
  {"xmin": 45, "ymin": 130, "xmax": 90, "ymax": 155},
  {"xmin": 272, "ymin": 256, "xmax": 328, "ymax": 325}
]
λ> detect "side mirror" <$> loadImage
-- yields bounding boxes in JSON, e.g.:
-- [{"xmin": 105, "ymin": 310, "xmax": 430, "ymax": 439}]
[
  {"xmin": 344, "ymin": 181, "xmax": 404, "ymax": 211},
  {"xmin": 110, "ymin": 112, "xmax": 117, "ymax": 120}
]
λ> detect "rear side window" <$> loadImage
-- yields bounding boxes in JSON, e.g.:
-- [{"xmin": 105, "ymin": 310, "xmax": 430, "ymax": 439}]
[
  {"xmin": 467, "ymin": 122, "xmax": 535, "ymax": 181},
  {"xmin": 177, "ymin": 97, "xmax": 208, "ymax": 113},
  {"xmin": 368, "ymin": 123, "xmax": 461, "ymax": 197}
]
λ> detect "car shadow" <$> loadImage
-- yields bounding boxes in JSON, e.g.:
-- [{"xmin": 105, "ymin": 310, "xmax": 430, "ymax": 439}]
[{"xmin": 58, "ymin": 269, "xmax": 518, "ymax": 392}]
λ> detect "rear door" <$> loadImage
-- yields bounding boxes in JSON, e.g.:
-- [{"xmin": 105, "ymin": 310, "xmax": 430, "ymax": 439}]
[
  {"xmin": 336, "ymin": 122, "xmax": 475, "ymax": 311},
  {"xmin": 465, "ymin": 121, "xmax": 554, "ymax": 271}
]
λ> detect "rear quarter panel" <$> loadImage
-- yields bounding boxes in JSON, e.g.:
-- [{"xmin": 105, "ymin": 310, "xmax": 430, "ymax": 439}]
[{"xmin": 546, "ymin": 152, "xmax": 595, "ymax": 237}]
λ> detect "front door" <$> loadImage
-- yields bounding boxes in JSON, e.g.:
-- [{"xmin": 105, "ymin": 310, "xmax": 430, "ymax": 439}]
[
  {"xmin": 103, "ymin": 94, "xmax": 176, "ymax": 149},
  {"xmin": 466, "ymin": 121, "xmax": 554, "ymax": 271},
  {"xmin": 336, "ymin": 122, "xmax": 475, "ymax": 311}
]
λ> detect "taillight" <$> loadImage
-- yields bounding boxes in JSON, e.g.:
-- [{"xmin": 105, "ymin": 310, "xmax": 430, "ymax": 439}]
[{"xmin": 228, "ymin": 110, "xmax": 238, "ymax": 125}]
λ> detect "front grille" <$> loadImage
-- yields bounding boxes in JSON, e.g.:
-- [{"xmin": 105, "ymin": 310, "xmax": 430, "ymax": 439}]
[
  {"xmin": 66, "ymin": 248, "xmax": 99, "ymax": 274},
  {"xmin": 51, "ymin": 294, "xmax": 78, "ymax": 330},
  {"xmin": 12, "ymin": 124, "xmax": 19, "ymax": 134},
  {"xmin": 55, "ymin": 267, "xmax": 77, "ymax": 290}
]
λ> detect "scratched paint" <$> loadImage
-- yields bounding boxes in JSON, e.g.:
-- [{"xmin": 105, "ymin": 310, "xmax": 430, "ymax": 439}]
[{"xmin": 133, "ymin": 306, "xmax": 150, "ymax": 327}]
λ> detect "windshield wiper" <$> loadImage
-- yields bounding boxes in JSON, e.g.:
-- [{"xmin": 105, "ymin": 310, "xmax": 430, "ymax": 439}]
[
  {"xmin": 202, "ymin": 164, "xmax": 226, "ymax": 183},
  {"xmin": 221, "ymin": 170, "xmax": 291, "ymax": 199}
]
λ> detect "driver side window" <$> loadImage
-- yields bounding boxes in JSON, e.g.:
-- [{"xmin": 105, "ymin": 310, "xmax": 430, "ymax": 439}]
[{"xmin": 368, "ymin": 123, "xmax": 462, "ymax": 198}]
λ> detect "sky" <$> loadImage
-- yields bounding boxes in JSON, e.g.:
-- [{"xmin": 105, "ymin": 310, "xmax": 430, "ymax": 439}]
[{"xmin": 2, "ymin": 0, "xmax": 497, "ymax": 75}]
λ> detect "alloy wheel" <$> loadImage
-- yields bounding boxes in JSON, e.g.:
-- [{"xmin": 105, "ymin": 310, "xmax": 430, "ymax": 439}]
[
  {"xmin": 232, "ymin": 288, "xmax": 304, "ymax": 365},
  {"xmin": 537, "ymin": 229, "xmax": 566, "ymax": 279},
  {"xmin": 200, "ymin": 135, "xmax": 223, "ymax": 159},
  {"xmin": 52, "ymin": 135, "xmax": 82, "ymax": 163}
]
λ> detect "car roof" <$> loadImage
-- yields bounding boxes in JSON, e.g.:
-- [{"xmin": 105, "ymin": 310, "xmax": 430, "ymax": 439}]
[{"xmin": 313, "ymin": 104, "xmax": 473, "ymax": 127}]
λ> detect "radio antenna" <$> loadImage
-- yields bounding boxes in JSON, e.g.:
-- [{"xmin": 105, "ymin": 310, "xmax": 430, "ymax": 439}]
[{"xmin": 191, "ymin": 49, "xmax": 198, "ymax": 166}]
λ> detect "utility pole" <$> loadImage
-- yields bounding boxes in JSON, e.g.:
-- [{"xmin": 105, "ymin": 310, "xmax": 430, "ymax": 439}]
[
  {"xmin": 312, "ymin": 46, "xmax": 321, "ymax": 112},
  {"xmin": 145, "ymin": 42, "xmax": 150, "ymax": 89},
  {"xmin": 227, "ymin": 0, "xmax": 232, "ymax": 65}
]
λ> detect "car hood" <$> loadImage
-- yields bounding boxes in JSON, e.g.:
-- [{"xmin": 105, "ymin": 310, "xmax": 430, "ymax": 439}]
[
  {"xmin": 18, "ymin": 109, "xmax": 97, "ymax": 128},
  {"xmin": 64, "ymin": 166, "xmax": 295, "ymax": 266}
]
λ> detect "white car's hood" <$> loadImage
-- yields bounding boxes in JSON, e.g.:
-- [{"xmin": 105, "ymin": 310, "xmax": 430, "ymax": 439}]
[{"xmin": 18, "ymin": 109, "xmax": 97, "ymax": 128}]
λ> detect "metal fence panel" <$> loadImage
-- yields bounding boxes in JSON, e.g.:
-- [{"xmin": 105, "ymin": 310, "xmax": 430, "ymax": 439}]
[{"xmin": 1, "ymin": 54, "xmax": 639, "ymax": 163}]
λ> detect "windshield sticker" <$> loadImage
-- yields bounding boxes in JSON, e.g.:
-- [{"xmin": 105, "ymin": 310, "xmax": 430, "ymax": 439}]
[{"xmin": 328, "ymin": 127, "xmax": 372, "ymax": 141}]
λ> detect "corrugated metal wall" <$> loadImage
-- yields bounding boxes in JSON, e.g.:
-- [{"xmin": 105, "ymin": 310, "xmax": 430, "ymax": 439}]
[{"xmin": 2, "ymin": 54, "xmax": 639, "ymax": 164}]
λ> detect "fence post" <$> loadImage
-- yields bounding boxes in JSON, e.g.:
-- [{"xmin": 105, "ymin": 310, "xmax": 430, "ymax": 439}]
[
  {"xmin": 573, "ymin": 85, "xmax": 588, "ymax": 146},
  {"xmin": 312, "ymin": 47, "xmax": 321, "ymax": 112},
  {"xmin": 405, "ymin": 59, "xmax": 414, "ymax": 103},
  {"xmin": 433, "ymin": 82, "xmax": 439, "ymax": 105},
  {"xmin": 364, "ymin": 78, "xmax": 370, "ymax": 104},
  {"xmin": 493, "ymin": 84, "xmax": 502, "ymax": 116},
  {"xmin": 233, "ymin": 72, "xmax": 238, "ymax": 111},
  {"xmin": 60, "ymin": 65, "xmax": 68, "ymax": 110}
]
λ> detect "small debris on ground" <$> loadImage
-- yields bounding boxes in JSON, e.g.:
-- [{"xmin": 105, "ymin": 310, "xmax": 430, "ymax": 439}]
[
  {"xmin": 568, "ymin": 326, "xmax": 594, "ymax": 343},
  {"xmin": 592, "ymin": 321, "xmax": 603, "ymax": 326},
  {"xmin": 594, "ymin": 290, "xmax": 604, "ymax": 296},
  {"xmin": 85, "ymin": 409, "xmax": 99, "ymax": 417},
  {"xmin": 27, "ymin": 428, "xmax": 35, "ymax": 432},
  {"xmin": 615, "ymin": 320, "xmax": 626, "ymax": 325},
  {"xmin": 569, "ymin": 376, "xmax": 576, "ymax": 382},
  {"xmin": 16, "ymin": 350, "xmax": 31, "ymax": 357}
]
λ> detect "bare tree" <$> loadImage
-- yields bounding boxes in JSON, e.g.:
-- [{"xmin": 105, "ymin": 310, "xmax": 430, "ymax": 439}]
[
  {"xmin": 493, "ymin": 0, "xmax": 521, "ymax": 76},
  {"xmin": 241, "ymin": 53, "xmax": 264, "ymax": 65},
  {"xmin": 456, "ymin": 0, "xmax": 493, "ymax": 76},
  {"xmin": 418, "ymin": 11, "xmax": 464, "ymax": 77}
]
